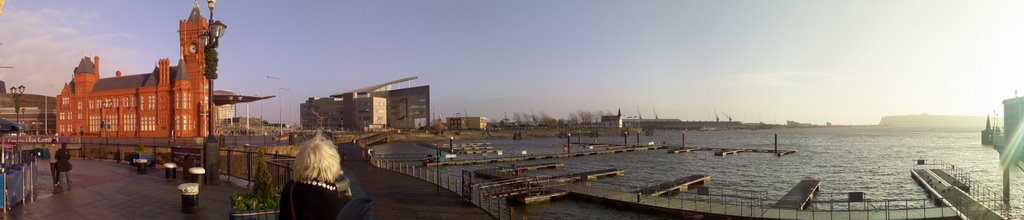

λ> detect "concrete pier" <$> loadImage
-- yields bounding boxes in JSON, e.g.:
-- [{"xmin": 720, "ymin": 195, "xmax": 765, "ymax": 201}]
[
  {"xmin": 772, "ymin": 179, "xmax": 820, "ymax": 210},
  {"xmin": 426, "ymin": 145, "xmax": 666, "ymax": 166},
  {"xmin": 663, "ymin": 145, "xmax": 798, "ymax": 157},
  {"xmin": 633, "ymin": 175, "xmax": 710, "ymax": 196},
  {"xmin": 545, "ymin": 169, "xmax": 625, "ymax": 182},
  {"xmin": 474, "ymin": 162, "xmax": 565, "ymax": 180}
]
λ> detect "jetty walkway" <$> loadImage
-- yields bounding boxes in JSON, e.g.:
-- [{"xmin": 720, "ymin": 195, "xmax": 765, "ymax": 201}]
[
  {"xmin": 563, "ymin": 183, "xmax": 960, "ymax": 219},
  {"xmin": 912, "ymin": 169, "xmax": 1005, "ymax": 220},
  {"xmin": 339, "ymin": 142, "xmax": 492, "ymax": 219}
]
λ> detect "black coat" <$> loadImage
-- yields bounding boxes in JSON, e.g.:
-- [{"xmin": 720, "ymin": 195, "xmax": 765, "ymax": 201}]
[
  {"xmin": 279, "ymin": 180, "xmax": 344, "ymax": 220},
  {"xmin": 56, "ymin": 148, "xmax": 71, "ymax": 172}
]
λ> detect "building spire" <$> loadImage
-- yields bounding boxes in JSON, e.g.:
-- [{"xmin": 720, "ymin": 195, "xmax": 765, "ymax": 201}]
[
  {"xmin": 187, "ymin": 0, "xmax": 205, "ymax": 23},
  {"xmin": 987, "ymin": 115, "xmax": 992, "ymax": 131}
]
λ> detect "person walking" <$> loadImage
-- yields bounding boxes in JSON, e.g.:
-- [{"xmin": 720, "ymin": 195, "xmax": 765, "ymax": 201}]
[
  {"xmin": 56, "ymin": 143, "xmax": 72, "ymax": 189},
  {"xmin": 47, "ymin": 139, "xmax": 59, "ymax": 187},
  {"xmin": 279, "ymin": 134, "xmax": 346, "ymax": 220}
]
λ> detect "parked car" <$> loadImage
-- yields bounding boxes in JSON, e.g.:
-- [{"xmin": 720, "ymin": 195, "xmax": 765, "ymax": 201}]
[{"xmin": 0, "ymin": 118, "xmax": 24, "ymax": 133}]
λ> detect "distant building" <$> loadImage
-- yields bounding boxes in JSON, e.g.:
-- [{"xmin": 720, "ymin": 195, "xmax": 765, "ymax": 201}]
[
  {"xmin": 623, "ymin": 118, "xmax": 683, "ymax": 128},
  {"xmin": 324, "ymin": 76, "xmax": 430, "ymax": 130},
  {"xmin": 448, "ymin": 116, "xmax": 488, "ymax": 130},
  {"xmin": 786, "ymin": 121, "xmax": 813, "ymax": 127},
  {"xmin": 299, "ymin": 97, "xmax": 345, "ymax": 130},
  {"xmin": 356, "ymin": 96, "xmax": 388, "ymax": 130},
  {"xmin": 0, "ymin": 80, "xmax": 56, "ymax": 134},
  {"xmin": 601, "ymin": 109, "xmax": 623, "ymax": 128}
]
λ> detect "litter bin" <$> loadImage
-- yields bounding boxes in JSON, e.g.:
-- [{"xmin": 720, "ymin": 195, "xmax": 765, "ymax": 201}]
[{"xmin": 178, "ymin": 183, "xmax": 200, "ymax": 213}]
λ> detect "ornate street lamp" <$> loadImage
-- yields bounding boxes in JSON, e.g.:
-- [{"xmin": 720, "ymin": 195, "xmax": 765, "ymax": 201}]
[
  {"xmin": 10, "ymin": 85, "xmax": 25, "ymax": 132},
  {"xmin": 101, "ymin": 99, "xmax": 112, "ymax": 137},
  {"xmin": 200, "ymin": 0, "xmax": 227, "ymax": 185}
]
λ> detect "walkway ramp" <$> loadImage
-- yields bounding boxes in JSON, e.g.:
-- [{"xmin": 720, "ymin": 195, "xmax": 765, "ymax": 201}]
[
  {"xmin": 930, "ymin": 169, "xmax": 970, "ymax": 192},
  {"xmin": 911, "ymin": 169, "xmax": 1005, "ymax": 220},
  {"xmin": 773, "ymin": 179, "xmax": 820, "ymax": 210},
  {"xmin": 633, "ymin": 175, "xmax": 710, "ymax": 196}
]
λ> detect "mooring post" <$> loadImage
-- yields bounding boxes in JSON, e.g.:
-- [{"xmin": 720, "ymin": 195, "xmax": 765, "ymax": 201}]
[
  {"xmin": 774, "ymin": 133, "xmax": 779, "ymax": 157},
  {"xmin": 567, "ymin": 132, "xmax": 572, "ymax": 153},
  {"xmin": 682, "ymin": 132, "xmax": 685, "ymax": 148}
]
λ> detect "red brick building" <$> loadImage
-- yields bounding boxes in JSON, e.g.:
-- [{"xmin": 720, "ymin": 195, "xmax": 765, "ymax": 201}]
[{"xmin": 56, "ymin": 4, "xmax": 213, "ymax": 138}]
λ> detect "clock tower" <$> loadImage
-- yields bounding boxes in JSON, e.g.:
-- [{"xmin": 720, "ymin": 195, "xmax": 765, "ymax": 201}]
[{"xmin": 179, "ymin": 0, "xmax": 211, "ymax": 136}]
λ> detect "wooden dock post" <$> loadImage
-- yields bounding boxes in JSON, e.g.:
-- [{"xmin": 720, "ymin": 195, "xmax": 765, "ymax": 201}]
[
  {"xmin": 682, "ymin": 132, "xmax": 685, "ymax": 148},
  {"xmin": 774, "ymin": 133, "xmax": 779, "ymax": 157}
]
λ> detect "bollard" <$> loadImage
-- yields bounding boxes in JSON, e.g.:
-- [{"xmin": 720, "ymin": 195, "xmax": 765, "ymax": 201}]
[
  {"xmin": 135, "ymin": 159, "xmax": 149, "ymax": 175},
  {"xmin": 178, "ymin": 183, "xmax": 200, "ymax": 213},
  {"xmin": 164, "ymin": 163, "xmax": 178, "ymax": 179},
  {"xmin": 188, "ymin": 167, "xmax": 206, "ymax": 184}
]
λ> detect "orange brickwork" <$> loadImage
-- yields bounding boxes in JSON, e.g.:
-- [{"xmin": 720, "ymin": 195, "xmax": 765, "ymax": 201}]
[{"xmin": 55, "ymin": 4, "xmax": 214, "ymax": 138}]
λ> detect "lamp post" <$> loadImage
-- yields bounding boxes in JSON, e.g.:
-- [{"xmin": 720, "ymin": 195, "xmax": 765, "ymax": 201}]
[
  {"xmin": 266, "ymin": 75, "xmax": 283, "ymax": 135},
  {"xmin": 566, "ymin": 132, "xmax": 571, "ymax": 153},
  {"xmin": 10, "ymin": 85, "xmax": 25, "ymax": 132},
  {"xmin": 199, "ymin": 0, "xmax": 227, "ymax": 185},
  {"xmin": 101, "ymin": 99, "xmax": 112, "ymax": 137},
  {"xmin": 449, "ymin": 136, "xmax": 454, "ymax": 154}
]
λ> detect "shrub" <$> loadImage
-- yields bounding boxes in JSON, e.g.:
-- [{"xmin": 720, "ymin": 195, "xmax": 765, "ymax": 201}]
[{"xmin": 231, "ymin": 150, "xmax": 280, "ymax": 211}]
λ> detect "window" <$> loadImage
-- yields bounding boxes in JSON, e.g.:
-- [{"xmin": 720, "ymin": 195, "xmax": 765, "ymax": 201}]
[
  {"xmin": 110, "ymin": 115, "xmax": 118, "ymax": 131},
  {"xmin": 77, "ymin": 101, "xmax": 82, "ymax": 110},
  {"xmin": 123, "ymin": 97, "xmax": 128, "ymax": 107},
  {"xmin": 148, "ymin": 95, "xmax": 156, "ymax": 110}
]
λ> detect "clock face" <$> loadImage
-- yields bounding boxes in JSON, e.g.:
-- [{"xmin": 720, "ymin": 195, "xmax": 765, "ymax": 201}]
[{"xmin": 189, "ymin": 43, "xmax": 198, "ymax": 53}]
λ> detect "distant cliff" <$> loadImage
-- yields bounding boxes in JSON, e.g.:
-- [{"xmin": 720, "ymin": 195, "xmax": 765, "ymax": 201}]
[{"xmin": 878, "ymin": 114, "xmax": 985, "ymax": 128}]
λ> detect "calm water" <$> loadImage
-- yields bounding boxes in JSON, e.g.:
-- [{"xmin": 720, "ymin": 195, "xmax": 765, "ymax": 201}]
[{"xmin": 371, "ymin": 127, "xmax": 1024, "ymax": 219}]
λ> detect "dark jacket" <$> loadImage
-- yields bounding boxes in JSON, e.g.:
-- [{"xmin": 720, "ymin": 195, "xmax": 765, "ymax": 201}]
[
  {"xmin": 279, "ymin": 180, "xmax": 344, "ymax": 220},
  {"xmin": 56, "ymin": 148, "xmax": 72, "ymax": 172}
]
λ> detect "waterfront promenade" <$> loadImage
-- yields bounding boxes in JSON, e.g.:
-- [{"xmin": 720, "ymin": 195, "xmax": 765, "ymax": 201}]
[
  {"xmin": 338, "ymin": 142, "xmax": 492, "ymax": 219},
  {"xmin": 4, "ymin": 158, "xmax": 247, "ymax": 220}
]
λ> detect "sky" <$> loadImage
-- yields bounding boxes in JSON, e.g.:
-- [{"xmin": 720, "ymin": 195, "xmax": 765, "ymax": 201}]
[{"xmin": 2, "ymin": 0, "xmax": 1024, "ymax": 126}]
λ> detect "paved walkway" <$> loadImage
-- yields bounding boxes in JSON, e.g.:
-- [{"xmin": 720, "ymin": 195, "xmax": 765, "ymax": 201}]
[
  {"xmin": 338, "ymin": 142, "xmax": 492, "ymax": 220},
  {"xmin": 5, "ymin": 158, "xmax": 248, "ymax": 220}
]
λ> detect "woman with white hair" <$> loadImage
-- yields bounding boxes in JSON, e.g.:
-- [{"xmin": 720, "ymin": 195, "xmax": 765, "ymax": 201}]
[{"xmin": 280, "ymin": 134, "xmax": 346, "ymax": 220}]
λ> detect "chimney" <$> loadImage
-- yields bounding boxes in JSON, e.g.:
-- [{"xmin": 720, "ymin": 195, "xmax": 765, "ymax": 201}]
[
  {"xmin": 116, "ymin": 70, "xmax": 122, "ymax": 77},
  {"xmin": 93, "ymin": 56, "xmax": 101, "ymax": 74}
]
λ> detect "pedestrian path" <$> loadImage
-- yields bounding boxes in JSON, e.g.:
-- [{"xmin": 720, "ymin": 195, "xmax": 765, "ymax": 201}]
[
  {"xmin": 4, "ymin": 158, "xmax": 247, "ymax": 220},
  {"xmin": 338, "ymin": 142, "xmax": 492, "ymax": 220}
]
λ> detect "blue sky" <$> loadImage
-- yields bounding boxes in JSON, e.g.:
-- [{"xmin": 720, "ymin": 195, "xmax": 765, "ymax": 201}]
[{"xmin": 2, "ymin": 0, "xmax": 1024, "ymax": 125}]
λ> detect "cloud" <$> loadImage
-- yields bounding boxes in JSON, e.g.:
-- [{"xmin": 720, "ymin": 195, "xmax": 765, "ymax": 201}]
[
  {"xmin": 699, "ymin": 71, "xmax": 828, "ymax": 88},
  {"xmin": 0, "ymin": 7, "xmax": 137, "ymax": 95}
]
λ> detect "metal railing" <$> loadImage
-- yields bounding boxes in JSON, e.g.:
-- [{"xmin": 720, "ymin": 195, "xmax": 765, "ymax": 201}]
[
  {"xmin": 369, "ymin": 158, "xmax": 526, "ymax": 220},
  {"xmin": 555, "ymin": 183, "xmax": 960, "ymax": 219},
  {"xmin": 219, "ymin": 148, "xmax": 295, "ymax": 188}
]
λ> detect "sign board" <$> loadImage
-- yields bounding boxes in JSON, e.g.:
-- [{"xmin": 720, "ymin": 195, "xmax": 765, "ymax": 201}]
[
  {"xmin": 848, "ymin": 192, "xmax": 865, "ymax": 202},
  {"xmin": 696, "ymin": 186, "xmax": 710, "ymax": 195},
  {"xmin": 3, "ymin": 136, "xmax": 78, "ymax": 144},
  {"xmin": 171, "ymin": 147, "xmax": 202, "ymax": 166}
]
